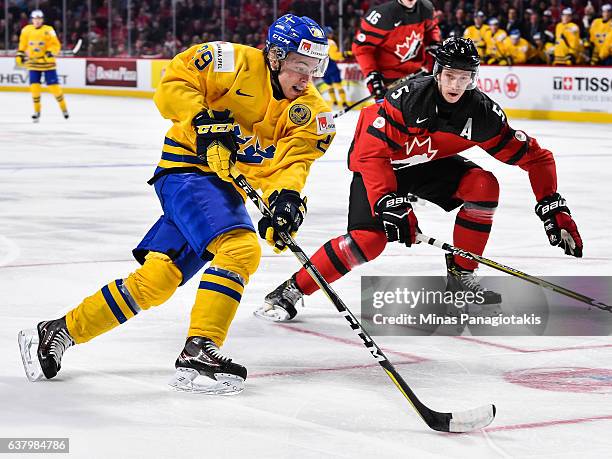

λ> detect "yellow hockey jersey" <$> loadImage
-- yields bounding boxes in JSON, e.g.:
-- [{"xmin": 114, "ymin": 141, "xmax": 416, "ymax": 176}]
[
  {"xmin": 328, "ymin": 38, "xmax": 345, "ymax": 62},
  {"xmin": 484, "ymin": 29, "xmax": 509, "ymax": 64},
  {"xmin": 463, "ymin": 24, "xmax": 490, "ymax": 58},
  {"xmin": 18, "ymin": 24, "xmax": 61, "ymax": 70},
  {"xmin": 554, "ymin": 22, "xmax": 581, "ymax": 65},
  {"xmin": 600, "ymin": 31, "xmax": 612, "ymax": 61},
  {"xmin": 502, "ymin": 36, "xmax": 535, "ymax": 64},
  {"xmin": 589, "ymin": 18, "xmax": 612, "ymax": 63},
  {"xmin": 153, "ymin": 42, "xmax": 336, "ymax": 201}
]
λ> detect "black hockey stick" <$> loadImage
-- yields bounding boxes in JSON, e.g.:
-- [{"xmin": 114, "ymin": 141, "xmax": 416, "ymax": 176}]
[
  {"xmin": 416, "ymin": 233, "xmax": 612, "ymax": 313},
  {"xmin": 333, "ymin": 70, "xmax": 427, "ymax": 118},
  {"xmin": 232, "ymin": 171, "xmax": 496, "ymax": 432}
]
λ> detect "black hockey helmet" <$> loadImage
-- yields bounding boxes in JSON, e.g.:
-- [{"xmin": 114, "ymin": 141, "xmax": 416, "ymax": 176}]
[{"xmin": 433, "ymin": 37, "xmax": 480, "ymax": 89}]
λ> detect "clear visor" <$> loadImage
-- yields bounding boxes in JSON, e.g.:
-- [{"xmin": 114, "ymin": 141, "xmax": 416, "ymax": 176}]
[
  {"xmin": 433, "ymin": 63, "xmax": 478, "ymax": 90},
  {"xmin": 283, "ymin": 54, "xmax": 329, "ymax": 78}
]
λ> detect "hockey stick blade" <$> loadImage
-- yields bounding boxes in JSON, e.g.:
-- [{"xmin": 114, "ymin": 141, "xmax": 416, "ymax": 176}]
[
  {"xmin": 448, "ymin": 404, "xmax": 496, "ymax": 433},
  {"xmin": 416, "ymin": 233, "xmax": 612, "ymax": 313},
  {"xmin": 232, "ymin": 171, "xmax": 496, "ymax": 432}
]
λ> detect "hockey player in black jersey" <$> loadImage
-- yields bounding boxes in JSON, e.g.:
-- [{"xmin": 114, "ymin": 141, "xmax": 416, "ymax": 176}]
[{"xmin": 258, "ymin": 37, "xmax": 583, "ymax": 322}]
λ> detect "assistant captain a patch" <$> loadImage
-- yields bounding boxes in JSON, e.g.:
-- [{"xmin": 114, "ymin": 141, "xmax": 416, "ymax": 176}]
[{"xmin": 289, "ymin": 104, "xmax": 312, "ymax": 126}]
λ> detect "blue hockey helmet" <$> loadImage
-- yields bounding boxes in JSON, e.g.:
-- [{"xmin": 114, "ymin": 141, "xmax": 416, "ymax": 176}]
[
  {"xmin": 324, "ymin": 26, "xmax": 334, "ymax": 36},
  {"xmin": 266, "ymin": 14, "xmax": 329, "ymax": 77}
]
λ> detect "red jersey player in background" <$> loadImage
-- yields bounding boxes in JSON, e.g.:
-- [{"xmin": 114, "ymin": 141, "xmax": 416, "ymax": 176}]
[
  {"xmin": 353, "ymin": 0, "xmax": 441, "ymax": 100},
  {"xmin": 256, "ymin": 37, "xmax": 583, "ymax": 322}
]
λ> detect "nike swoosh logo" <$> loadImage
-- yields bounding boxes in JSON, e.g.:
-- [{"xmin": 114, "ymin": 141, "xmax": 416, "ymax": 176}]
[
  {"xmin": 236, "ymin": 89, "xmax": 254, "ymax": 97},
  {"xmin": 394, "ymin": 21, "xmax": 402, "ymax": 27},
  {"xmin": 416, "ymin": 117, "xmax": 428, "ymax": 123}
]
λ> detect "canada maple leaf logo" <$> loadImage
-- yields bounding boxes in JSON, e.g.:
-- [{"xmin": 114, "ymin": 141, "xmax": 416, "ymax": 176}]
[
  {"xmin": 394, "ymin": 31, "xmax": 423, "ymax": 63},
  {"xmin": 391, "ymin": 136, "xmax": 438, "ymax": 169}
]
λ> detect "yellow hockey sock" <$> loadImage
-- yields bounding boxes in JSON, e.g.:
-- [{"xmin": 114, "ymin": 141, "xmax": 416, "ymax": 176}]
[
  {"xmin": 48, "ymin": 84, "xmax": 67, "ymax": 112},
  {"xmin": 188, "ymin": 229, "xmax": 260, "ymax": 346},
  {"xmin": 188, "ymin": 267, "xmax": 244, "ymax": 347},
  {"xmin": 66, "ymin": 252, "xmax": 182, "ymax": 343},
  {"xmin": 327, "ymin": 87, "xmax": 338, "ymax": 106},
  {"xmin": 30, "ymin": 83, "xmax": 41, "ymax": 113},
  {"xmin": 334, "ymin": 83, "xmax": 348, "ymax": 106}
]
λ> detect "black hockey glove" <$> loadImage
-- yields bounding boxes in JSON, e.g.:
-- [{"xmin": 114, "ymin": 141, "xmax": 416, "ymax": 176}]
[
  {"xmin": 425, "ymin": 41, "xmax": 441, "ymax": 57},
  {"xmin": 193, "ymin": 109, "xmax": 238, "ymax": 182},
  {"xmin": 535, "ymin": 192, "xmax": 583, "ymax": 257},
  {"xmin": 374, "ymin": 193, "xmax": 419, "ymax": 247},
  {"xmin": 258, "ymin": 190, "xmax": 307, "ymax": 253},
  {"xmin": 45, "ymin": 51, "xmax": 54, "ymax": 58},
  {"xmin": 365, "ymin": 71, "xmax": 386, "ymax": 100}
]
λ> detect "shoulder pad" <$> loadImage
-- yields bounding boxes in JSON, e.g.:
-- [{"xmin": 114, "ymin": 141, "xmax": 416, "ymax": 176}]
[
  {"xmin": 363, "ymin": 1, "xmax": 405, "ymax": 30},
  {"xmin": 420, "ymin": 0, "xmax": 435, "ymax": 18}
]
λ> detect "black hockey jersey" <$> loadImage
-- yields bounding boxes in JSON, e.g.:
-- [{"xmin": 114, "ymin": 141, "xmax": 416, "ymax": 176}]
[
  {"xmin": 352, "ymin": 0, "xmax": 441, "ymax": 80},
  {"xmin": 348, "ymin": 76, "xmax": 557, "ymax": 210}
]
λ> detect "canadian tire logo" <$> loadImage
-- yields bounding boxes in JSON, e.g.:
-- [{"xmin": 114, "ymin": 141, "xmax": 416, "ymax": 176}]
[{"xmin": 503, "ymin": 74, "xmax": 520, "ymax": 98}]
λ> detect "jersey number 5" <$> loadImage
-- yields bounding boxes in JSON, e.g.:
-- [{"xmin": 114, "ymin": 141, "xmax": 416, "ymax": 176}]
[{"xmin": 492, "ymin": 104, "xmax": 505, "ymax": 122}]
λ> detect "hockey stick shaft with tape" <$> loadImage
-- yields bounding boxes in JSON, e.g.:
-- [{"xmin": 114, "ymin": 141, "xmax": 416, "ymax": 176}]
[
  {"xmin": 333, "ymin": 70, "xmax": 427, "ymax": 118},
  {"xmin": 232, "ymin": 171, "xmax": 495, "ymax": 432},
  {"xmin": 416, "ymin": 233, "xmax": 611, "ymax": 313}
]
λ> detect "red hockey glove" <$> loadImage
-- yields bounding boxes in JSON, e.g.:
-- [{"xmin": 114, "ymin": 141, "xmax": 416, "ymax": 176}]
[
  {"xmin": 374, "ymin": 193, "xmax": 419, "ymax": 247},
  {"xmin": 535, "ymin": 193, "xmax": 583, "ymax": 257}
]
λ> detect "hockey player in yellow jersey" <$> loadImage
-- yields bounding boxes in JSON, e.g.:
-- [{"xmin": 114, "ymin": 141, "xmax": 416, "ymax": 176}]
[
  {"xmin": 322, "ymin": 26, "xmax": 351, "ymax": 109},
  {"xmin": 554, "ymin": 8, "xmax": 582, "ymax": 65},
  {"xmin": 502, "ymin": 29, "xmax": 536, "ymax": 65},
  {"xmin": 18, "ymin": 14, "xmax": 335, "ymax": 395},
  {"xmin": 599, "ymin": 26, "xmax": 612, "ymax": 64},
  {"xmin": 483, "ymin": 18, "xmax": 509, "ymax": 64},
  {"xmin": 589, "ymin": 4, "xmax": 612, "ymax": 65},
  {"xmin": 16, "ymin": 10, "xmax": 68, "ymax": 122},
  {"xmin": 463, "ymin": 11, "xmax": 490, "ymax": 60},
  {"xmin": 531, "ymin": 32, "xmax": 555, "ymax": 64}
]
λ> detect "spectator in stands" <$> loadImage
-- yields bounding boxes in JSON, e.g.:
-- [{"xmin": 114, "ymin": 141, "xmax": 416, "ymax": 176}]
[{"xmin": 527, "ymin": 10, "xmax": 546, "ymax": 43}]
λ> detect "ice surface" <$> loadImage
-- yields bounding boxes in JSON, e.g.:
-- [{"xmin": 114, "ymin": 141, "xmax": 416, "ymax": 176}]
[{"xmin": 1, "ymin": 92, "xmax": 611, "ymax": 458}]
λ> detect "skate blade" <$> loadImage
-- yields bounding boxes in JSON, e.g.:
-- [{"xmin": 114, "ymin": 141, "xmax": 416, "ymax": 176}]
[
  {"xmin": 168, "ymin": 368, "xmax": 244, "ymax": 395},
  {"xmin": 253, "ymin": 303, "xmax": 291, "ymax": 322},
  {"xmin": 18, "ymin": 329, "xmax": 45, "ymax": 382}
]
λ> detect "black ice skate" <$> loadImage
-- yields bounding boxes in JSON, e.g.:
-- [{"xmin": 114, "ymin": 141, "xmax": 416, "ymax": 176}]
[
  {"xmin": 255, "ymin": 276, "xmax": 303, "ymax": 322},
  {"xmin": 445, "ymin": 253, "xmax": 502, "ymax": 310},
  {"xmin": 169, "ymin": 336, "xmax": 247, "ymax": 395},
  {"xmin": 63, "ymin": 110, "xmax": 69, "ymax": 119},
  {"xmin": 32, "ymin": 112, "xmax": 40, "ymax": 123},
  {"xmin": 18, "ymin": 317, "xmax": 75, "ymax": 381}
]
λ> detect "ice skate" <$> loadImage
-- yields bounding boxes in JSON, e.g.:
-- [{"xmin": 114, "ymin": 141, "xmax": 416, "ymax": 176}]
[
  {"xmin": 18, "ymin": 317, "xmax": 74, "ymax": 381},
  {"xmin": 169, "ymin": 336, "xmax": 246, "ymax": 395},
  {"xmin": 445, "ymin": 253, "xmax": 502, "ymax": 307},
  {"xmin": 62, "ymin": 110, "xmax": 69, "ymax": 119},
  {"xmin": 255, "ymin": 276, "xmax": 303, "ymax": 322},
  {"xmin": 32, "ymin": 112, "xmax": 40, "ymax": 123}
]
